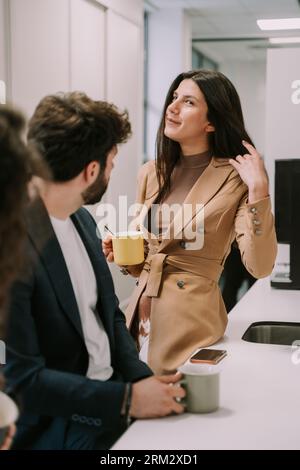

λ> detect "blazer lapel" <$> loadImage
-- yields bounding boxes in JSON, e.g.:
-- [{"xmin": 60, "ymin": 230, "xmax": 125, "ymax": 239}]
[
  {"xmin": 26, "ymin": 198, "xmax": 84, "ymax": 338},
  {"xmin": 159, "ymin": 157, "xmax": 235, "ymax": 250},
  {"xmin": 135, "ymin": 177, "xmax": 160, "ymax": 244}
]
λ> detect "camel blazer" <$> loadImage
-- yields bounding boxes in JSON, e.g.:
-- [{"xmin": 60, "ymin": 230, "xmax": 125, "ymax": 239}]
[{"xmin": 125, "ymin": 157, "xmax": 277, "ymax": 374}]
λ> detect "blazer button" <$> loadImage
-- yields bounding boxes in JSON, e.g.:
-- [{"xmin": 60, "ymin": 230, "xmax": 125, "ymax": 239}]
[
  {"xmin": 120, "ymin": 267, "xmax": 129, "ymax": 276},
  {"xmin": 253, "ymin": 219, "xmax": 261, "ymax": 225},
  {"xmin": 255, "ymin": 229, "xmax": 262, "ymax": 235},
  {"xmin": 177, "ymin": 280, "xmax": 185, "ymax": 289},
  {"xmin": 249, "ymin": 207, "xmax": 257, "ymax": 214},
  {"xmin": 184, "ymin": 242, "xmax": 193, "ymax": 250},
  {"xmin": 179, "ymin": 241, "xmax": 186, "ymax": 249}
]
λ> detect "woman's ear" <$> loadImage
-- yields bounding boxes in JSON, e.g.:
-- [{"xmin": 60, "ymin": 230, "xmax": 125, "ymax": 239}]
[{"xmin": 206, "ymin": 122, "xmax": 215, "ymax": 133}]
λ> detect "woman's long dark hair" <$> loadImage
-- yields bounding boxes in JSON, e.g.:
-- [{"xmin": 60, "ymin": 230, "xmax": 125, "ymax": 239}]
[{"xmin": 156, "ymin": 69, "xmax": 254, "ymax": 201}]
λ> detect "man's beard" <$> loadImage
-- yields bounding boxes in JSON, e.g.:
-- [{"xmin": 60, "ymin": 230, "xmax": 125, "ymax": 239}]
[{"xmin": 82, "ymin": 169, "xmax": 108, "ymax": 205}]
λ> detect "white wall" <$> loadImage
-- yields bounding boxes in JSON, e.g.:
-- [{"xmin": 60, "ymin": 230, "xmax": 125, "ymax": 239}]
[
  {"xmin": 265, "ymin": 48, "xmax": 300, "ymax": 266},
  {"xmin": 146, "ymin": 8, "xmax": 191, "ymax": 159},
  {"xmin": 264, "ymin": 48, "xmax": 300, "ymax": 197},
  {"xmin": 265, "ymin": 48, "xmax": 300, "ymax": 167},
  {"xmin": 265, "ymin": 47, "xmax": 300, "ymax": 210},
  {"xmin": 220, "ymin": 61, "xmax": 266, "ymax": 156}
]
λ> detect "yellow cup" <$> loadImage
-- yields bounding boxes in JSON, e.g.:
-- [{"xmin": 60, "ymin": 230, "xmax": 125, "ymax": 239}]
[{"xmin": 112, "ymin": 230, "xmax": 144, "ymax": 266}]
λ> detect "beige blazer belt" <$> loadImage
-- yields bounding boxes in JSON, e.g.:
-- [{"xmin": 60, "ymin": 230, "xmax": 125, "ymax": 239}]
[{"xmin": 143, "ymin": 251, "xmax": 223, "ymax": 298}]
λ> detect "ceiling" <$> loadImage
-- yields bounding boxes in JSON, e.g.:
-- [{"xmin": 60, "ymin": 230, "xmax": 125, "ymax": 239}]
[{"xmin": 145, "ymin": 0, "xmax": 300, "ymax": 63}]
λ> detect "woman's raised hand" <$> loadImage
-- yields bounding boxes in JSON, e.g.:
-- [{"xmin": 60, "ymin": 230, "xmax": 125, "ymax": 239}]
[{"xmin": 229, "ymin": 140, "xmax": 269, "ymax": 203}]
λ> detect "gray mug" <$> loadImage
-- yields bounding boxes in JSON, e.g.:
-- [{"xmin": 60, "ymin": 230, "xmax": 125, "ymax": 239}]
[{"xmin": 178, "ymin": 363, "xmax": 220, "ymax": 413}]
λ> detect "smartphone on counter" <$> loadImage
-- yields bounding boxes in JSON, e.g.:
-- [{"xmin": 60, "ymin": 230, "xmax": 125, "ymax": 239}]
[{"xmin": 190, "ymin": 348, "xmax": 227, "ymax": 365}]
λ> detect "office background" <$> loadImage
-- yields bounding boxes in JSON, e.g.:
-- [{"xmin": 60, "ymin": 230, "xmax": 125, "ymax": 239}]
[{"xmin": 0, "ymin": 0, "xmax": 300, "ymax": 303}]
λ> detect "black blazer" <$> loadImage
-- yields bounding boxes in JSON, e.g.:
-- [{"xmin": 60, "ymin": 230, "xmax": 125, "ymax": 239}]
[{"xmin": 4, "ymin": 198, "xmax": 152, "ymax": 449}]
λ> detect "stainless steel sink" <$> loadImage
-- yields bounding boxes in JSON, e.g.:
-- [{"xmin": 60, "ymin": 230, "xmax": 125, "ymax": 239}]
[{"xmin": 242, "ymin": 321, "xmax": 300, "ymax": 345}]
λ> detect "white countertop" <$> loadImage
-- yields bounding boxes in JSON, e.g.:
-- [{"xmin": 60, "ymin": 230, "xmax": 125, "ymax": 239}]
[{"xmin": 113, "ymin": 278, "xmax": 300, "ymax": 450}]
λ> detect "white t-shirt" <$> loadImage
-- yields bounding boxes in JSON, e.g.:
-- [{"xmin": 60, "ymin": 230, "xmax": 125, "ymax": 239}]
[{"xmin": 50, "ymin": 215, "xmax": 113, "ymax": 381}]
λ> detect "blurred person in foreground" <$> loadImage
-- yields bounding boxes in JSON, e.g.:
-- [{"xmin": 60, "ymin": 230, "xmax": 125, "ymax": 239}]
[
  {"xmin": 3, "ymin": 92, "xmax": 185, "ymax": 450},
  {"xmin": 0, "ymin": 106, "xmax": 33, "ymax": 449}
]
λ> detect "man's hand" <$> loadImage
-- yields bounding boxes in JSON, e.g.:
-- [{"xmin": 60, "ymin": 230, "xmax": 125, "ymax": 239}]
[
  {"xmin": 130, "ymin": 374, "xmax": 185, "ymax": 418},
  {"xmin": 102, "ymin": 235, "xmax": 144, "ymax": 277},
  {"xmin": 0, "ymin": 424, "xmax": 16, "ymax": 451},
  {"xmin": 102, "ymin": 235, "xmax": 114, "ymax": 263}
]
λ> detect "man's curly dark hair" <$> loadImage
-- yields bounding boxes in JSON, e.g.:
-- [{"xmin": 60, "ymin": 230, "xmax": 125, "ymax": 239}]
[
  {"xmin": 0, "ymin": 106, "xmax": 31, "ymax": 319},
  {"xmin": 27, "ymin": 92, "xmax": 132, "ymax": 182}
]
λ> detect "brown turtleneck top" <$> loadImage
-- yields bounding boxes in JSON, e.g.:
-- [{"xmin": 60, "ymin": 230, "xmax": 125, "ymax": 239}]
[
  {"xmin": 138, "ymin": 150, "xmax": 212, "ymax": 353},
  {"xmin": 151, "ymin": 149, "xmax": 212, "ymax": 237}
]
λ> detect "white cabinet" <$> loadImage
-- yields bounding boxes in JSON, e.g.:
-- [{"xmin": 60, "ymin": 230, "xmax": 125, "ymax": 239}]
[
  {"xmin": 9, "ymin": 0, "xmax": 107, "ymax": 115},
  {"xmin": 5, "ymin": 0, "xmax": 144, "ymax": 302},
  {"xmin": 8, "ymin": 0, "xmax": 142, "ymax": 118},
  {"xmin": 0, "ymin": 0, "xmax": 7, "ymax": 87},
  {"xmin": 104, "ymin": 9, "xmax": 144, "ymax": 303},
  {"xmin": 70, "ymin": 0, "xmax": 106, "ymax": 100},
  {"xmin": 10, "ymin": 0, "xmax": 70, "ymax": 117},
  {"xmin": 106, "ymin": 9, "xmax": 144, "ymax": 211},
  {"xmin": 95, "ymin": 0, "xmax": 142, "ymax": 26}
]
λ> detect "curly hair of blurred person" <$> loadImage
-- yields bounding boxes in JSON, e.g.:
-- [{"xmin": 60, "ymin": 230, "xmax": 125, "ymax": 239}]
[
  {"xmin": 0, "ymin": 107, "xmax": 30, "ymax": 315},
  {"xmin": 0, "ymin": 106, "xmax": 49, "ymax": 336}
]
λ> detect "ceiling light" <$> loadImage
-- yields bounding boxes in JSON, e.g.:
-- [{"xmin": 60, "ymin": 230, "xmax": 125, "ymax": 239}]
[
  {"xmin": 269, "ymin": 37, "xmax": 300, "ymax": 44},
  {"xmin": 257, "ymin": 18, "xmax": 300, "ymax": 30}
]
